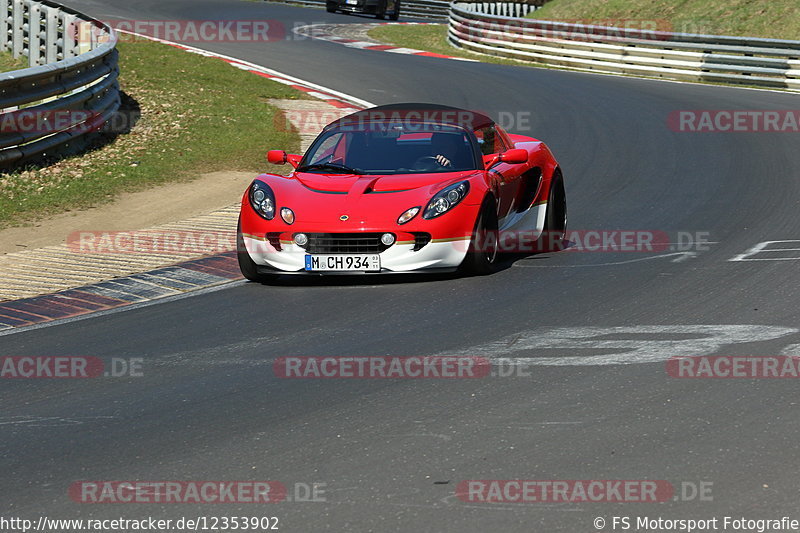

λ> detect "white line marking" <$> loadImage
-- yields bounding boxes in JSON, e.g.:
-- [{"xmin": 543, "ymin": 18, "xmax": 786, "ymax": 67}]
[
  {"xmin": 341, "ymin": 41, "xmax": 381, "ymax": 48},
  {"xmin": 385, "ymin": 47, "xmax": 426, "ymax": 54},
  {"xmin": 729, "ymin": 240, "xmax": 800, "ymax": 261},
  {"xmin": 305, "ymin": 90, "xmax": 337, "ymax": 99},
  {"xmin": 514, "ymin": 251, "xmax": 698, "ymax": 268},
  {"xmin": 730, "ymin": 257, "xmax": 800, "ymax": 261},
  {"xmin": 782, "ymin": 344, "xmax": 800, "ymax": 356},
  {"xmin": 670, "ymin": 251, "xmax": 697, "ymax": 263}
]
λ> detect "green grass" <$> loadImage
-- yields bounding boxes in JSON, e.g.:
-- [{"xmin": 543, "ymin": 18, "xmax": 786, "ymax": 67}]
[
  {"xmin": 0, "ymin": 39, "xmax": 305, "ymax": 228},
  {"xmin": 0, "ymin": 50, "xmax": 27, "ymax": 72},
  {"xmin": 530, "ymin": 0, "xmax": 800, "ymax": 40}
]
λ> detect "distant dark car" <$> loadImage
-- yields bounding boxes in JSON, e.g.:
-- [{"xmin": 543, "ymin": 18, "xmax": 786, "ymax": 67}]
[{"xmin": 326, "ymin": 0, "xmax": 400, "ymax": 20}]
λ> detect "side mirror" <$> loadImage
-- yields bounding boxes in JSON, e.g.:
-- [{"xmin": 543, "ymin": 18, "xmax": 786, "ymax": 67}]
[
  {"xmin": 483, "ymin": 148, "xmax": 529, "ymax": 169},
  {"xmin": 499, "ymin": 148, "xmax": 528, "ymax": 164},
  {"xmin": 266, "ymin": 150, "xmax": 301, "ymax": 168},
  {"xmin": 267, "ymin": 150, "xmax": 287, "ymax": 164}
]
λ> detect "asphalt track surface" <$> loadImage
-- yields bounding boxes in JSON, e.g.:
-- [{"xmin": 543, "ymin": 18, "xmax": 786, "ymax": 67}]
[{"xmin": 3, "ymin": 1, "xmax": 800, "ymax": 531}]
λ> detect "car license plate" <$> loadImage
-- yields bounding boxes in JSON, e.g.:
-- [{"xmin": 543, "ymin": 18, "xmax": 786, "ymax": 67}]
[
  {"xmin": 346, "ymin": 0, "xmax": 358, "ymax": 5},
  {"xmin": 305, "ymin": 254, "xmax": 380, "ymax": 272}
]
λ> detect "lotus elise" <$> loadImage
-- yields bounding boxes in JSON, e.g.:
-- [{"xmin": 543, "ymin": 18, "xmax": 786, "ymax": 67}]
[{"xmin": 237, "ymin": 103, "xmax": 566, "ymax": 281}]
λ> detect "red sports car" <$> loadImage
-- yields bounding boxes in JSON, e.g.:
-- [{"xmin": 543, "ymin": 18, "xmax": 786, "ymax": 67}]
[{"xmin": 237, "ymin": 103, "xmax": 566, "ymax": 280}]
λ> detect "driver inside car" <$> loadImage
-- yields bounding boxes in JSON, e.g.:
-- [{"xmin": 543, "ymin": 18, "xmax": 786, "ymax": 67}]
[{"xmin": 430, "ymin": 131, "xmax": 469, "ymax": 168}]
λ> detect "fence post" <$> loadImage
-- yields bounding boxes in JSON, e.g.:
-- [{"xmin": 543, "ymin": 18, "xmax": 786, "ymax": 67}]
[
  {"xmin": 60, "ymin": 11, "xmax": 78, "ymax": 57},
  {"xmin": 11, "ymin": 0, "xmax": 23, "ymax": 58},
  {"xmin": 1, "ymin": 0, "xmax": 10, "ymax": 52},
  {"xmin": 44, "ymin": 3, "xmax": 57, "ymax": 62},
  {"xmin": 28, "ymin": 0, "xmax": 44, "ymax": 65},
  {"xmin": 78, "ymin": 20, "xmax": 92, "ymax": 54}
]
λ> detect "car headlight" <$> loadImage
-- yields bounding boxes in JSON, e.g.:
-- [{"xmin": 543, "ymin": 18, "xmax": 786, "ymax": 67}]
[
  {"xmin": 249, "ymin": 181, "xmax": 275, "ymax": 220},
  {"xmin": 397, "ymin": 206, "xmax": 420, "ymax": 225},
  {"xmin": 280, "ymin": 207, "xmax": 295, "ymax": 225},
  {"xmin": 423, "ymin": 181, "xmax": 470, "ymax": 220}
]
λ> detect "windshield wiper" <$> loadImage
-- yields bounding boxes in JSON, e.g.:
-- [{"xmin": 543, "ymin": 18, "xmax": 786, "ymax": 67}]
[{"xmin": 296, "ymin": 163, "xmax": 363, "ymax": 174}]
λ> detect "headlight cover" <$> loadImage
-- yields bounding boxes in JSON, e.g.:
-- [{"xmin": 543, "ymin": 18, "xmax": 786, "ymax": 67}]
[
  {"xmin": 249, "ymin": 180, "xmax": 276, "ymax": 220},
  {"xmin": 280, "ymin": 207, "xmax": 295, "ymax": 225},
  {"xmin": 423, "ymin": 181, "xmax": 470, "ymax": 220},
  {"xmin": 397, "ymin": 206, "xmax": 420, "ymax": 225}
]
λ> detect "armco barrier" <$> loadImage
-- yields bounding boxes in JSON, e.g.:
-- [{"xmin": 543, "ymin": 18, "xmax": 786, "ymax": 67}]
[
  {"xmin": 448, "ymin": 2, "xmax": 800, "ymax": 91},
  {"xmin": 0, "ymin": 0, "xmax": 120, "ymax": 169},
  {"xmin": 456, "ymin": 2, "xmax": 535, "ymax": 18}
]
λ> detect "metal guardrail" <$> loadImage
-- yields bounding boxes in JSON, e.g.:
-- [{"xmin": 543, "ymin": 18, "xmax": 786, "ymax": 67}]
[
  {"xmin": 448, "ymin": 2, "xmax": 800, "ymax": 91},
  {"xmin": 456, "ymin": 2, "xmax": 535, "ymax": 17},
  {"xmin": 267, "ymin": 0, "xmax": 450, "ymax": 21},
  {"xmin": 0, "ymin": 0, "xmax": 120, "ymax": 169}
]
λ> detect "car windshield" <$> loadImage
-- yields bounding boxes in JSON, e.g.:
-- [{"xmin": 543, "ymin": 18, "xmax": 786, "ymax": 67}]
[{"xmin": 298, "ymin": 122, "xmax": 480, "ymax": 175}]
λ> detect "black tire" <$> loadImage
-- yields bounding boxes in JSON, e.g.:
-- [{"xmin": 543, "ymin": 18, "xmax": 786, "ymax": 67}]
[
  {"xmin": 376, "ymin": 0, "xmax": 387, "ymax": 19},
  {"xmin": 237, "ymin": 220, "xmax": 278, "ymax": 283},
  {"xmin": 540, "ymin": 171, "xmax": 567, "ymax": 252},
  {"xmin": 326, "ymin": 1, "xmax": 337, "ymax": 12},
  {"xmin": 389, "ymin": 0, "xmax": 400, "ymax": 20},
  {"xmin": 460, "ymin": 196, "xmax": 500, "ymax": 276}
]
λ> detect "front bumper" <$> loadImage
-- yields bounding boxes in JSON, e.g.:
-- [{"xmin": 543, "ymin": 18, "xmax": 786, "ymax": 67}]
[
  {"xmin": 243, "ymin": 233, "xmax": 470, "ymax": 274},
  {"xmin": 337, "ymin": 0, "xmax": 379, "ymax": 12}
]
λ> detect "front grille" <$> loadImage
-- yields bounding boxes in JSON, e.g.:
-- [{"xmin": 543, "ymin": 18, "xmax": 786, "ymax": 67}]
[
  {"xmin": 302, "ymin": 233, "xmax": 392, "ymax": 254},
  {"xmin": 266, "ymin": 232, "xmax": 282, "ymax": 251},
  {"xmin": 412, "ymin": 233, "xmax": 431, "ymax": 251}
]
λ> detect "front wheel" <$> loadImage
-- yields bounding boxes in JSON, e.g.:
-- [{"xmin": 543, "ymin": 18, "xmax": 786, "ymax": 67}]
[
  {"xmin": 388, "ymin": 0, "xmax": 400, "ymax": 20},
  {"xmin": 375, "ymin": 0, "xmax": 387, "ymax": 19},
  {"xmin": 540, "ymin": 171, "xmax": 567, "ymax": 252},
  {"xmin": 460, "ymin": 197, "xmax": 500, "ymax": 276},
  {"xmin": 237, "ymin": 220, "xmax": 278, "ymax": 283}
]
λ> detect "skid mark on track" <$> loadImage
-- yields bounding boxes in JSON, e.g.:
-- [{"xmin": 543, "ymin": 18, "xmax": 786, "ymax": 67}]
[
  {"xmin": 0, "ymin": 415, "xmax": 118, "ymax": 427},
  {"xmin": 437, "ymin": 325, "xmax": 799, "ymax": 366}
]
